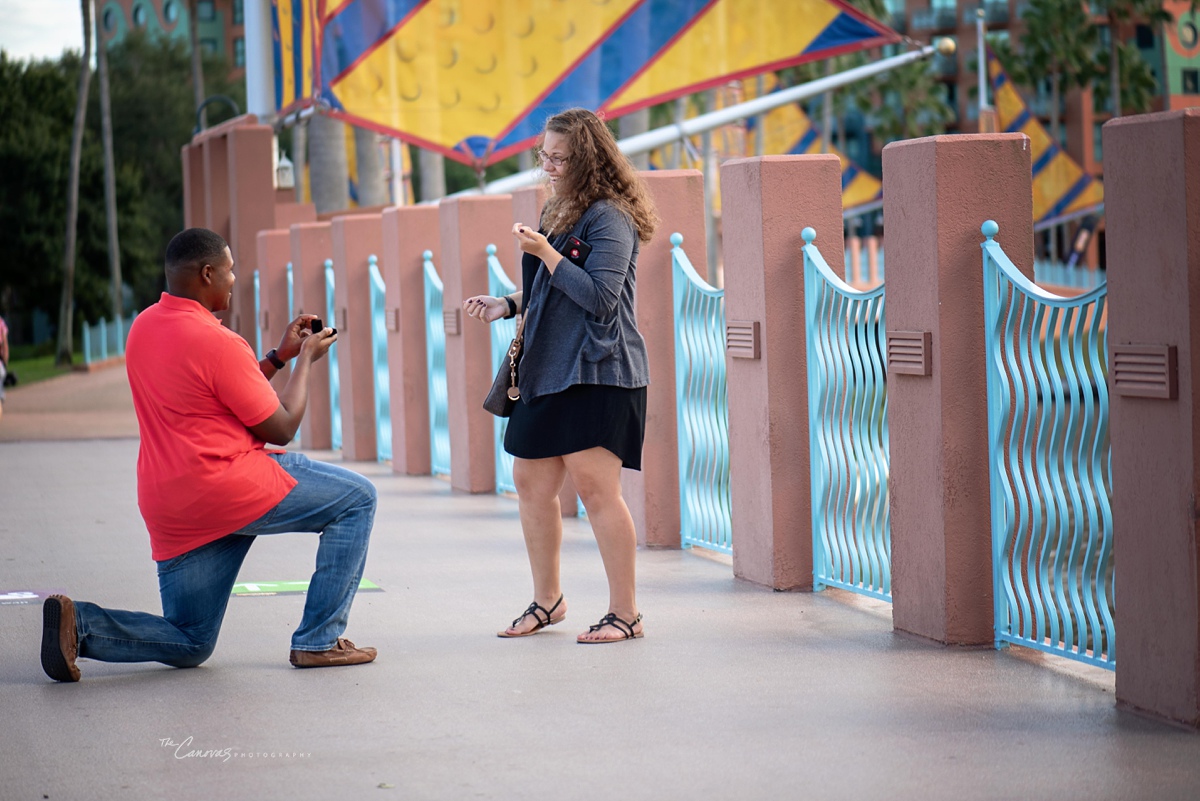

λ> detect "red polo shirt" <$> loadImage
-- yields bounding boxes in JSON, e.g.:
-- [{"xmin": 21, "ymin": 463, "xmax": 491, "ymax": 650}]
[{"xmin": 126, "ymin": 293, "xmax": 297, "ymax": 560}]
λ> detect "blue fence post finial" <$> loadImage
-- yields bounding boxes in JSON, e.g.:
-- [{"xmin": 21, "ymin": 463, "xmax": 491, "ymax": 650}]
[
  {"xmin": 368, "ymin": 254, "xmax": 377, "ymax": 267},
  {"xmin": 486, "ymin": 244, "xmax": 496, "ymax": 256},
  {"xmin": 324, "ymin": 258, "xmax": 333, "ymax": 269},
  {"xmin": 981, "ymin": 220, "xmax": 999, "ymax": 240},
  {"xmin": 802, "ymin": 227, "xmax": 816, "ymax": 245},
  {"xmin": 670, "ymin": 232, "xmax": 683, "ymax": 247},
  {"xmin": 422, "ymin": 250, "xmax": 433, "ymax": 262}
]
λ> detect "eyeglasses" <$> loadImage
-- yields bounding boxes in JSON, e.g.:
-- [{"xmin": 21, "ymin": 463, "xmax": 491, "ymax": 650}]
[{"xmin": 536, "ymin": 149, "xmax": 569, "ymax": 168}]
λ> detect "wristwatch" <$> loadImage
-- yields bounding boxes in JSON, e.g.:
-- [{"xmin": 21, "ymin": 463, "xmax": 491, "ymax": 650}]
[
  {"xmin": 503, "ymin": 296, "xmax": 518, "ymax": 319},
  {"xmin": 265, "ymin": 348, "xmax": 286, "ymax": 370}
]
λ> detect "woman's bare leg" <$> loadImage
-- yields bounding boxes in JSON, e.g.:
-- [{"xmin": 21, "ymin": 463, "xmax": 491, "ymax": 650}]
[
  {"xmin": 563, "ymin": 447, "xmax": 643, "ymax": 641},
  {"xmin": 502, "ymin": 455, "xmax": 568, "ymax": 635}
]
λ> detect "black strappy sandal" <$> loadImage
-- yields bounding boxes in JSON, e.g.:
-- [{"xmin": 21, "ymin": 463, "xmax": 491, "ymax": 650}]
[
  {"xmin": 577, "ymin": 612, "xmax": 643, "ymax": 644},
  {"xmin": 497, "ymin": 594, "xmax": 565, "ymax": 638}
]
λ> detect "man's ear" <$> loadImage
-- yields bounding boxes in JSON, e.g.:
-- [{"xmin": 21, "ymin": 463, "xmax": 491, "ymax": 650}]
[{"xmin": 198, "ymin": 263, "xmax": 213, "ymax": 285}]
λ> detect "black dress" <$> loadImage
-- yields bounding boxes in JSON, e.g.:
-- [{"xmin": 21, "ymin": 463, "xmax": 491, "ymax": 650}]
[{"xmin": 503, "ymin": 247, "xmax": 648, "ymax": 470}]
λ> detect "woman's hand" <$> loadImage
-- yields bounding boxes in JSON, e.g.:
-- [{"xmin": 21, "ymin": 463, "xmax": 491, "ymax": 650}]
[
  {"xmin": 513, "ymin": 223, "xmax": 562, "ymax": 273},
  {"xmin": 463, "ymin": 295, "xmax": 509, "ymax": 323}
]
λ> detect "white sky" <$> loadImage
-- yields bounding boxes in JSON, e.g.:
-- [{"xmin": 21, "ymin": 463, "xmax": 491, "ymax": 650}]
[{"xmin": 0, "ymin": 0, "xmax": 88, "ymax": 62}]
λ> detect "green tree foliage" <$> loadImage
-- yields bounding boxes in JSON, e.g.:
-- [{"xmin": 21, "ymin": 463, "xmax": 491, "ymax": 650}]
[
  {"xmin": 1093, "ymin": 0, "xmax": 1172, "ymax": 117},
  {"xmin": 862, "ymin": 60, "xmax": 957, "ymax": 144},
  {"xmin": 0, "ymin": 32, "xmax": 243, "ymax": 344},
  {"xmin": 1091, "ymin": 39, "xmax": 1159, "ymax": 115},
  {"xmin": 1016, "ymin": 0, "xmax": 1097, "ymax": 147}
]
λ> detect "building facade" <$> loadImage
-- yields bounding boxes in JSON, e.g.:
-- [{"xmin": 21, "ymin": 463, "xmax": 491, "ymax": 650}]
[
  {"xmin": 883, "ymin": 0, "xmax": 1200, "ymax": 178},
  {"xmin": 98, "ymin": 0, "xmax": 246, "ymax": 82}
]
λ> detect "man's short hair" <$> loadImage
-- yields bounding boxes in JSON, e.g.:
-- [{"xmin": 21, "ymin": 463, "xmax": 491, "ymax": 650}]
[{"xmin": 165, "ymin": 228, "xmax": 229, "ymax": 274}]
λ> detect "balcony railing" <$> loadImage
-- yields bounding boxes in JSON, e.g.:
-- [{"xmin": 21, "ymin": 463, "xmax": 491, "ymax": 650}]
[{"xmin": 911, "ymin": 6, "xmax": 958, "ymax": 30}]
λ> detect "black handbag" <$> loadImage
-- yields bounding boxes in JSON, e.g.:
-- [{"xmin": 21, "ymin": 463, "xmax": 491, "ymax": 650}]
[{"xmin": 483, "ymin": 315, "xmax": 526, "ymax": 417}]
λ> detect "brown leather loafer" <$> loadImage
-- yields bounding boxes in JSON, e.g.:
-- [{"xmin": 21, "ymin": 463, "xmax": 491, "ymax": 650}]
[
  {"xmin": 289, "ymin": 637, "xmax": 377, "ymax": 668},
  {"xmin": 41, "ymin": 594, "xmax": 81, "ymax": 682}
]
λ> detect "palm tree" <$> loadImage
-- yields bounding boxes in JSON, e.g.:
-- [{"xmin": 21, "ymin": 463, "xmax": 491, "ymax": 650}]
[
  {"xmin": 1093, "ymin": 0, "xmax": 1171, "ymax": 117},
  {"xmin": 1091, "ymin": 40, "xmax": 1159, "ymax": 115},
  {"xmin": 863, "ymin": 59, "xmax": 956, "ymax": 143},
  {"xmin": 57, "ymin": 0, "xmax": 93, "ymax": 366},
  {"xmin": 353, "ymin": 125, "xmax": 389, "ymax": 207},
  {"xmin": 96, "ymin": 9, "xmax": 122, "ymax": 325},
  {"xmin": 308, "ymin": 112, "xmax": 350, "ymax": 214},
  {"xmin": 822, "ymin": 0, "xmax": 889, "ymax": 153},
  {"xmin": 1015, "ymin": 0, "xmax": 1097, "ymax": 260},
  {"xmin": 187, "ymin": 0, "xmax": 206, "ymax": 129}
]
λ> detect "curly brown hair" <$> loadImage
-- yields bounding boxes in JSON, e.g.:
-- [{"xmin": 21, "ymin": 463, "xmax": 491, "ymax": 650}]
[{"xmin": 538, "ymin": 108, "xmax": 659, "ymax": 244}]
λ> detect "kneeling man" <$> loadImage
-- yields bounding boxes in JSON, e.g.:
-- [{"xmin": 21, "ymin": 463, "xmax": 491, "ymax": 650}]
[{"xmin": 42, "ymin": 228, "xmax": 377, "ymax": 681}]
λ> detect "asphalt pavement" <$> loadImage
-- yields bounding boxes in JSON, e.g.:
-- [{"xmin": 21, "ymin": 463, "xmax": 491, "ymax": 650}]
[{"xmin": 2, "ymin": 365, "xmax": 1198, "ymax": 801}]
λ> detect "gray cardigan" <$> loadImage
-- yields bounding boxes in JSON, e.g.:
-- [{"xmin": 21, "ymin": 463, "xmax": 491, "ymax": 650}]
[{"xmin": 518, "ymin": 200, "xmax": 650, "ymax": 402}]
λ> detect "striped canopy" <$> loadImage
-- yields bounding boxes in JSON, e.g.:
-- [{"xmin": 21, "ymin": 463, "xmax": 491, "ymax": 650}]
[
  {"xmin": 988, "ymin": 48, "xmax": 1104, "ymax": 225},
  {"xmin": 273, "ymin": 0, "xmax": 900, "ymax": 167}
]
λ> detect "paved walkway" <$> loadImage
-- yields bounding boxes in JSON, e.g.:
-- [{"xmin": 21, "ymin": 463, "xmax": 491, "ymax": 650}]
[{"xmin": 2, "ymin": 367, "xmax": 1199, "ymax": 800}]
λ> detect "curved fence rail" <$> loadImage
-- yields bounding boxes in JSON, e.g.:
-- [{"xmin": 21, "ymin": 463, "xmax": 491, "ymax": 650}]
[
  {"xmin": 486, "ymin": 245, "xmax": 518, "ymax": 494},
  {"xmin": 802, "ymin": 228, "xmax": 891, "ymax": 600},
  {"xmin": 671, "ymin": 233, "xmax": 732, "ymax": 554},
  {"xmin": 423, "ymin": 251, "xmax": 451, "ymax": 476},
  {"xmin": 368, "ymin": 255, "xmax": 392, "ymax": 462},
  {"xmin": 981, "ymin": 221, "xmax": 1114, "ymax": 670},
  {"xmin": 324, "ymin": 259, "xmax": 342, "ymax": 451}
]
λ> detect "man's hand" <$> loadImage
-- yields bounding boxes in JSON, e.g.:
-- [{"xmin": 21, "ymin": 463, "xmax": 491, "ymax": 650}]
[
  {"xmin": 276, "ymin": 314, "xmax": 320, "ymax": 362},
  {"xmin": 298, "ymin": 326, "xmax": 337, "ymax": 364}
]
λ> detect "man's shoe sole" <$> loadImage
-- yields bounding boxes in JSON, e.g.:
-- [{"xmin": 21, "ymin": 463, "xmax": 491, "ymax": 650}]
[{"xmin": 41, "ymin": 596, "xmax": 80, "ymax": 683}]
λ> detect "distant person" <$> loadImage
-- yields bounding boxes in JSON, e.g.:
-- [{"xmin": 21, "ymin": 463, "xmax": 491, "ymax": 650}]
[
  {"xmin": 463, "ymin": 108, "xmax": 658, "ymax": 643},
  {"xmin": 41, "ymin": 228, "xmax": 378, "ymax": 682},
  {"xmin": 0, "ymin": 313, "xmax": 9, "ymax": 423}
]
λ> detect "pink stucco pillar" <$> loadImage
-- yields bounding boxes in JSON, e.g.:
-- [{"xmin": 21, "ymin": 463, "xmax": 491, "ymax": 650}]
[
  {"xmin": 439, "ymin": 195, "xmax": 513, "ymax": 493},
  {"xmin": 1104, "ymin": 108, "xmax": 1200, "ymax": 728},
  {"xmin": 331, "ymin": 213, "xmax": 384, "ymax": 462},
  {"xmin": 882, "ymin": 134, "xmax": 1033, "ymax": 645},
  {"xmin": 290, "ymin": 222, "xmax": 334, "ymax": 450},
  {"xmin": 202, "ymin": 133, "xmax": 230, "ymax": 243},
  {"xmin": 274, "ymin": 201, "xmax": 317, "ymax": 230},
  {"xmin": 182, "ymin": 143, "xmax": 205, "ymax": 229},
  {"xmin": 620, "ymin": 170, "xmax": 706, "ymax": 548},
  {"xmin": 721, "ymin": 155, "xmax": 843, "ymax": 589},
  {"xmin": 227, "ymin": 124, "xmax": 277, "ymax": 346},
  {"xmin": 255, "ymin": 229, "xmax": 294, "ymax": 390},
  {"xmin": 381, "ymin": 204, "xmax": 440, "ymax": 476}
]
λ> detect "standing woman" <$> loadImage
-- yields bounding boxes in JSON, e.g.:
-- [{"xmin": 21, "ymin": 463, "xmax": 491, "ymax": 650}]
[{"xmin": 463, "ymin": 108, "xmax": 658, "ymax": 643}]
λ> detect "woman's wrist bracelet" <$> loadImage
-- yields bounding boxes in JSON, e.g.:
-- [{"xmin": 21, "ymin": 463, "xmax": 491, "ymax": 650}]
[{"xmin": 503, "ymin": 296, "xmax": 517, "ymax": 319}]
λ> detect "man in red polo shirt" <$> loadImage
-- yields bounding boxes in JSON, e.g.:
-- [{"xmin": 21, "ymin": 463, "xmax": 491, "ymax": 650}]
[{"xmin": 41, "ymin": 228, "xmax": 378, "ymax": 681}]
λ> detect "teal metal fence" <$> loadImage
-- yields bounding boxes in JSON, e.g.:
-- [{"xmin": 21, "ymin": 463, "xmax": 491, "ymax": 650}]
[
  {"xmin": 670, "ymin": 233, "xmax": 731, "ymax": 554},
  {"xmin": 981, "ymin": 220, "xmax": 1114, "ymax": 670},
  {"xmin": 423, "ymin": 250, "xmax": 451, "ymax": 476},
  {"xmin": 82, "ymin": 312, "xmax": 138, "ymax": 364},
  {"xmin": 368, "ymin": 255, "xmax": 392, "ymax": 462},
  {"xmin": 802, "ymin": 228, "xmax": 891, "ymax": 601},
  {"xmin": 324, "ymin": 259, "xmax": 342, "ymax": 451},
  {"xmin": 844, "ymin": 244, "xmax": 885, "ymax": 285},
  {"xmin": 486, "ymin": 245, "xmax": 517, "ymax": 494}
]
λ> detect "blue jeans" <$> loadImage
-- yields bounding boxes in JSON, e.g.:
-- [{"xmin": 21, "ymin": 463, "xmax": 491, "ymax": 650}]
[{"xmin": 73, "ymin": 453, "xmax": 376, "ymax": 667}]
